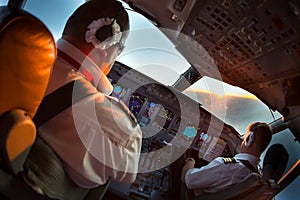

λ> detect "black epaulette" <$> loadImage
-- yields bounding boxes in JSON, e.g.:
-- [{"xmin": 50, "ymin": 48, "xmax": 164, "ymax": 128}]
[{"xmin": 222, "ymin": 157, "xmax": 237, "ymax": 164}]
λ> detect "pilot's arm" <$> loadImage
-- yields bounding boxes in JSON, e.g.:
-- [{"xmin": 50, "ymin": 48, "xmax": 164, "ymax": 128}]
[
  {"xmin": 183, "ymin": 158, "xmax": 223, "ymax": 190},
  {"xmin": 181, "ymin": 157, "xmax": 195, "ymax": 183}
]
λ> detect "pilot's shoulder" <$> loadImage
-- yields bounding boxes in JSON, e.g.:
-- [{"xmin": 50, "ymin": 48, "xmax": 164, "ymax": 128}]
[{"xmin": 104, "ymin": 95, "xmax": 139, "ymax": 126}]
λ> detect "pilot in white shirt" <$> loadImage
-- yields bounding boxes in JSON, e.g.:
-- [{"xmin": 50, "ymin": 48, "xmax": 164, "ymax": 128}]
[
  {"xmin": 182, "ymin": 122, "xmax": 272, "ymax": 197},
  {"xmin": 185, "ymin": 153, "xmax": 260, "ymax": 196},
  {"xmin": 28, "ymin": 0, "xmax": 142, "ymax": 192},
  {"xmin": 40, "ymin": 37, "xmax": 142, "ymax": 188}
]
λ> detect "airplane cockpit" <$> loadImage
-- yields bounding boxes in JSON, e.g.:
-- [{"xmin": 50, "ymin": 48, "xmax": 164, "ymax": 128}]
[
  {"xmin": 105, "ymin": 61, "xmax": 243, "ymax": 199},
  {"xmin": 0, "ymin": 0, "xmax": 299, "ymax": 200}
]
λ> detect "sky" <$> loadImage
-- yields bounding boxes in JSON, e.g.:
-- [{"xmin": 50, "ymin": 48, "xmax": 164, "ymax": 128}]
[{"xmin": 0, "ymin": 0, "xmax": 298, "ymax": 199}]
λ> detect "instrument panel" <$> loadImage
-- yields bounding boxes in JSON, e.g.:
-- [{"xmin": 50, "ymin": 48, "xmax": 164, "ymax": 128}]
[{"xmin": 105, "ymin": 62, "xmax": 242, "ymax": 199}]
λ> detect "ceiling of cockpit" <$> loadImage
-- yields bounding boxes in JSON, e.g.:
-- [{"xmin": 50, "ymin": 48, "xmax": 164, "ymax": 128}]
[{"xmin": 125, "ymin": 0, "xmax": 300, "ymax": 117}]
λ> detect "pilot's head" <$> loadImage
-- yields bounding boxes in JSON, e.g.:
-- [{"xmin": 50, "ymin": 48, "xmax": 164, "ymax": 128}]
[
  {"xmin": 62, "ymin": 0, "xmax": 129, "ymax": 74},
  {"xmin": 240, "ymin": 122, "xmax": 273, "ymax": 156}
]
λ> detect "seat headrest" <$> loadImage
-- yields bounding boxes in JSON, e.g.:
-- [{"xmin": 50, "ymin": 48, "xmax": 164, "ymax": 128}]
[
  {"xmin": 0, "ymin": 6, "xmax": 56, "ymax": 118},
  {"xmin": 263, "ymin": 143, "xmax": 289, "ymax": 182}
]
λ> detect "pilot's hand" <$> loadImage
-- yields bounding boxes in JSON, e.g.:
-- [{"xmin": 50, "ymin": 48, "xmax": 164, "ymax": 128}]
[
  {"xmin": 181, "ymin": 157, "xmax": 195, "ymax": 183},
  {"xmin": 185, "ymin": 157, "xmax": 195, "ymax": 165}
]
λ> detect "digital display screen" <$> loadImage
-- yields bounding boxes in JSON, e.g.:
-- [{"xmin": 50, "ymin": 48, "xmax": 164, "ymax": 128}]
[
  {"xmin": 145, "ymin": 102, "xmax": 158, "ymax": 119},
  {"xmin": 112, "ymin": 85, "xmax": 125, "ymax": 98},
  {"xmin": 138, "ymin": 101, "xmax": 159, "ymax": 127},
  {"xmin": 111, "ymin": 84, "xmax": 133, "ymax": 104},
  {"xmin": 139, "ymin": 101, "xmax": 175, "ymax": 132},
  {"xmin": 128, "ymin": 92, "xmax": 147, "ymax": 117},
  {"xmin": 112, "ymin": 85, "xmax": 123, "ymax": 97},
  {"xmin": 151, "ymin": 105, "xmax": 175, "ymax": 132}
]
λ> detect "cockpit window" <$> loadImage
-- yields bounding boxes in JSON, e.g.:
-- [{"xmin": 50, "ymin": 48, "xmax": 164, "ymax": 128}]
[
  {"xmin": 183, "ymin": 76, "xmax": 282, "ymax": 134},
  {"xmin": 117, "ymin": 9, "xmax": 190, "ymax": 86},
  {"xmin": 24, "ymin": 0, "xmax": 85, "ymax": 40}
]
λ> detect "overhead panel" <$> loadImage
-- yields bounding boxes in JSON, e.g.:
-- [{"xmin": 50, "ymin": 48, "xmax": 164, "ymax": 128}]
[{"xmin": 182, "ymin": 0, "xmax": 300, "ymax": 87}]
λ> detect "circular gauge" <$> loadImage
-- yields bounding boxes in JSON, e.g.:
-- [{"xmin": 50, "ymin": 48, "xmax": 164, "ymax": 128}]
[{"xmin": 201, "ymin": 132, "xmax": 209, "ymax": 142}]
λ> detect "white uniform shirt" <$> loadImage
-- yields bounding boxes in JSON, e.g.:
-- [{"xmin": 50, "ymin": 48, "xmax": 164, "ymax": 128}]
[
  {"xmin": 185, "ymin": 153, "xmax": 261, "ymax": 197},
  {"xmin": 39, "ymin": 39, "xmax": 142, "ymax": 188}
]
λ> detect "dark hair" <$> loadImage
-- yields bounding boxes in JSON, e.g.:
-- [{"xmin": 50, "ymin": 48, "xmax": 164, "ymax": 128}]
[
  {"xmin": 248, "ymin": 122, "xmax": 273, "ymax": 153},
  {"xmin": 62, "ymin": 0, "xmax": 129, "ymax": 46}
]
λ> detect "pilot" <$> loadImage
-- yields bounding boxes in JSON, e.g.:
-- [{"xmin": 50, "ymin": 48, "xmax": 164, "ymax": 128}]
[
  {"xmin": 181, "ymin": 122, "xmax": 272, "ymax": 197},
  {"xmin": 24, "ymin": 0, "xmax": 142, "ymax": 197}
]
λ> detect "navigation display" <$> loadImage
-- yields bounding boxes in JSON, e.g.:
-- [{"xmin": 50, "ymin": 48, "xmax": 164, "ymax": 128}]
[
  {"xmin": 140, "ymin": 101, "xmax": 175, "ymax": 131},
  {"xmin": 139, "ymin": 101, "xmax": 160, "ymax": 127},
  {"xmin": 139, "ymin": 101, "xmax": 175, "ymax": 133},
  {"xmin": 128, "ymin": 92, "xmax": 147, "ymax": 117}
]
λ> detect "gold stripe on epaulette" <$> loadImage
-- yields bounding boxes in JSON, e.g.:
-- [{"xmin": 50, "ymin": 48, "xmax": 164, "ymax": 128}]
[{"xmin": 223, "ymin": 157, "xmax": 235, "ymax": 163}]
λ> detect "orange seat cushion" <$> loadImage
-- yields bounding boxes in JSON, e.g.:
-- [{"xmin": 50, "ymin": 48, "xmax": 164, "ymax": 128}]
[{"xmin": 0, "ymin": 13, "xmax": 56, "ymax": 118}]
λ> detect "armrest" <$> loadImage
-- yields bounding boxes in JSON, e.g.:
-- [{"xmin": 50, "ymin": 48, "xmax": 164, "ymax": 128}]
[{"xmin": 0, "ymin": 109, "xmax": 36, "ymax": 174}]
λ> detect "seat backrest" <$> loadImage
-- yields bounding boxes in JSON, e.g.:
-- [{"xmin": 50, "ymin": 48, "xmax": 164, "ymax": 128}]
[
  {"xmin": 0, "ymin": 6, "xmax": 56, "ymax": 118},
  {"xmin": 262, "ymin": 143, "xmax": 289, "ymax": 182},
  {"xmin": 194, "ymin": 173, "xmax": 263, "ymax": 200},
  {"xmin": 0, "ymin": 5, "xmax": 56, "ymax": 174}
]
